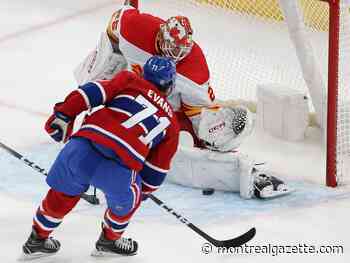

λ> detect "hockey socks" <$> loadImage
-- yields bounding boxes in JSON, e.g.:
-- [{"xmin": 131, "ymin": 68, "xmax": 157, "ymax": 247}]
[{"xmin": 32, "ymin": 189, "xmax": 80, "ymax": 238}]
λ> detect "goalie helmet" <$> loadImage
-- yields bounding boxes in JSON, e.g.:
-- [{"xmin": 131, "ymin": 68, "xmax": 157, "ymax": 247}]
[{"xmin": 158, "ymin": 16, "xmax": 194, "ymax": 62}]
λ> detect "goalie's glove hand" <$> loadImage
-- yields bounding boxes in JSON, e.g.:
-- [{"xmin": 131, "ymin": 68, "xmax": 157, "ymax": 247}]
[
  {"xmin": 45, "ymin": 105, "xmax": 74, "ymax": 143},
  {"xmin": 198, "ymin": 106, "xmax": 254, "ymax": 152}
]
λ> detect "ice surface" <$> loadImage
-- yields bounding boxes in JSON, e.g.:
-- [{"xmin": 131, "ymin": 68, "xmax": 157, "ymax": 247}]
[{"xmin": 1, "ymin": 143, "xmax": 350, "ymax": 225}]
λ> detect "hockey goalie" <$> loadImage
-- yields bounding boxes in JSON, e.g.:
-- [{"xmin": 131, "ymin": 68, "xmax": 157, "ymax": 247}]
[{"xmin": 74, "ymin": 0, "xmax": 292, "ymax": 199}]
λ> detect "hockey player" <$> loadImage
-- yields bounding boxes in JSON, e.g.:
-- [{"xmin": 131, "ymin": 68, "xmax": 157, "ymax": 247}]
[
  {"xmin": 74, "ymin": 1, "xmax": 291, "ymax": 199},
  {"xmin": 21, "ymin": 56, "xmax": 179, "ymax": 259}
]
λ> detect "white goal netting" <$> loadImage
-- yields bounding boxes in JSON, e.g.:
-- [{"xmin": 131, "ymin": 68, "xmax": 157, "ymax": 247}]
[{"xmin": 138, "ymin": 0, "xmax": 350, "ymax": 186}]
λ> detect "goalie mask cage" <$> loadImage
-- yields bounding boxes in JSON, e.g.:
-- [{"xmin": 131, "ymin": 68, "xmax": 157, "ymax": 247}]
[{"xmin": 135, "ymin": 0, "xmax": 350, "ymax": 187}]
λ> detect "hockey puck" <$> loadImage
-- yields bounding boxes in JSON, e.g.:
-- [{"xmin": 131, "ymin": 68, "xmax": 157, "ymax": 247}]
[{"xmin": 202, "ymin": 188, "xmax": 215, "ymax": 195}]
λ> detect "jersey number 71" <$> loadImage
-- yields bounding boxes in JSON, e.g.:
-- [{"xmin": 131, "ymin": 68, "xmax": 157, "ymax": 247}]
[{"xmin": 121, "ymin": 95, "xmax": 170, "ymax": 146}]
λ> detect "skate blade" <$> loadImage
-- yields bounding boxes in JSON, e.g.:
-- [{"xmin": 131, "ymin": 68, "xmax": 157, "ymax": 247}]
[
  {"xmin": 18, "ymin": 251, "xmax": 57, "ymax": 261},
  {"xmin": 91, "ymin": 248, "xmax": 136, "ymax": 257},
  {"xmin": 260, "ymin": 187, "xmax": 295, "ymax": 199}
]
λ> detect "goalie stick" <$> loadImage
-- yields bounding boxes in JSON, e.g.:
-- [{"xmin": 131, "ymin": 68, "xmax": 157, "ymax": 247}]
[
  {"xmin": 0, "ymin": 141, "xmax": 100, "ymax": 205},
  {"xmin": 149, "ymin": 194, "xmax": 256, "ymax": 248}
]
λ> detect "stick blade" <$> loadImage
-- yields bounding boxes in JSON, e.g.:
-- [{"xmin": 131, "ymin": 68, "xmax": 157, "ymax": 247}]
[{"xmin": 211, "ymin": 227, "xmax": 256, "ymax": 248}]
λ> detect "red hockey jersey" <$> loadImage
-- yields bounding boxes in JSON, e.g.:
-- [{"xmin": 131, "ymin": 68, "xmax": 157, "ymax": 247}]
[{"xmin": 54, "ymin": 70, "xmax": 179, "ymax": 192}]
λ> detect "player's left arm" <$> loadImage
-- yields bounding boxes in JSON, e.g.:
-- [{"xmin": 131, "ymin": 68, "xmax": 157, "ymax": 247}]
[
  {"xmin": 139, "ymin": 130, "xmax": 179, "ymax": 197},
  {"xmin": 45, "ymin": 71, "xmax": 136, "ymax": 142}
]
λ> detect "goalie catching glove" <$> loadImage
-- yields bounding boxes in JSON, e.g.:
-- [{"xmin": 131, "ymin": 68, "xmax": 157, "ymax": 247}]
[
  {"xmin": 198, "ymin": 106, "xmax": 254, "ymax": 152},
  {"xmin": 45, "ymin": 103, "xmax": 75, "ymax": 143}
]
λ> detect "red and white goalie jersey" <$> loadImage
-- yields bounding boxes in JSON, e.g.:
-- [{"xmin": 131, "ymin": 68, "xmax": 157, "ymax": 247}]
[{"xmin": 74, "ymin": 5, "xmax": 217, "ymax": 139}]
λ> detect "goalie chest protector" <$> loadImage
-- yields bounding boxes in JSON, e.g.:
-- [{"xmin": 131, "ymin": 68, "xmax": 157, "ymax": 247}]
[{"xmin": 256, "ymin": 84, "xmax": 309, "ymax": 141}]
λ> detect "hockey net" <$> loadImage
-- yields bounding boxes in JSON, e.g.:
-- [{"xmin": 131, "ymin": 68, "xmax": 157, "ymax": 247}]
[{"xmin": 137, "ymin": 0, "xmax": 350, "ymax": 187}]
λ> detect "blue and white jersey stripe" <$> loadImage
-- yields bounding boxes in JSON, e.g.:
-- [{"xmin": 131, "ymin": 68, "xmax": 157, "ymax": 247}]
[
  {"xmin": 145, "ymin": 161, "xmax": 168, "ymax": 173},
  {"xmin": 139, "ymin": 161, "xmax": 168, "ymax": 189},
  {"xmin": 107, "ymin": 96, "xmax": 143, "ymax": 115},
  {"xmin": 78, "ymin": 81, "xmax": 107, "ymax": 109},
  {"xmin": 130, "ymin": 170, "xmax": 141, "ymax": 209},
  {"xmin": 33, "ymin": 210, "xmax": 62, "ymax": 231},
  {"xmin": 104, "ymin": 210, "xmax": 129, "ymax": 233}
]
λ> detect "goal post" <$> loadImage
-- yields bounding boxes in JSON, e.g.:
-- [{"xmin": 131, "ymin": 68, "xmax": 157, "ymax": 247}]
[
  {"xmin": 133, "ymin": 0, "xmax": 350, "ymax": 187},
  {"xmin": 326, "ymin": 0, "xmax": 340, "ymax": 187}
]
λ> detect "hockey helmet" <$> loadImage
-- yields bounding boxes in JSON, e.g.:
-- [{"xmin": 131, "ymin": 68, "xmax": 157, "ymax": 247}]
[
  {"xmin": 158, "ymin": 16, "xmax": 194, "ymax": 62},
  {"xmin": 143, "ymin": 56, "xmax": 176, "ymax": 95}
]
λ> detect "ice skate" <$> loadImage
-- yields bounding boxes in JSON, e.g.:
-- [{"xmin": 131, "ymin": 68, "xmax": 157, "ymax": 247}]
[
  {"xmin": 91, "ymin": 230, "xmax": 138, "ymax": 257},
  {"xmin": 20, "ymin": 228, "xmax": 60, "ymax": 261}
]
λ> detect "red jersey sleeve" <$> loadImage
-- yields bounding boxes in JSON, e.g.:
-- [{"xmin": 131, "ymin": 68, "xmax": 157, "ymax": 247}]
[
  {"xmin": 139, "ymin": 126, "xmax": 179, "ymax": 194},
  {"xmin": 55, "ymin": 71, "xmax": 136, "ymax": 117}
]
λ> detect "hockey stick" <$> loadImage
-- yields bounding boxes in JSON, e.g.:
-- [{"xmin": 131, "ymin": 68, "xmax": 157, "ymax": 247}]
[
  {"xmin": 149, "ymin": 194, "xmax": 256, "ymax": 248},
  {"xmin": 0, "ymin": 141, "xmax": 100, "ymax": 205}
]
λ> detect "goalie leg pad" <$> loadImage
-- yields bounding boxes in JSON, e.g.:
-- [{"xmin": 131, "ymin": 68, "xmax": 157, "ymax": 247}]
[
  {"xmin": 238, "ymin": 154, "xmax": 255, "ymax": 199},
  {"xmin": 167, "ymin": 145, "xmax": 241, "ymax": 192}
]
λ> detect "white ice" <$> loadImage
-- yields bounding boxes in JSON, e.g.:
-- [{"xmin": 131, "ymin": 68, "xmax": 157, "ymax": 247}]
[{"xmin": 0, "ymin": 1, "xmax": 349, "ymax": 262}]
